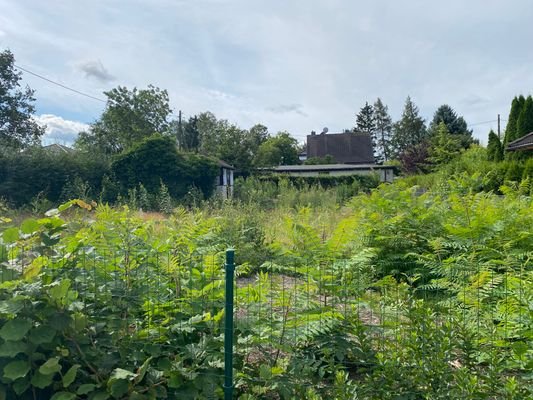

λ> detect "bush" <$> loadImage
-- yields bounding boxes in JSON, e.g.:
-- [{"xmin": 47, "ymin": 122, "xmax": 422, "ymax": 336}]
[{"xmin": 111, "ymin": 135, "xmax": 219, "ymax": 202}]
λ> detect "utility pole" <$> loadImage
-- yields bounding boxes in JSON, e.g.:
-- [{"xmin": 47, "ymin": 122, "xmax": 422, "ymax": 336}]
[
  {"xmin": 178, "ymin": 110, "xmax": 183, "ymax": 149},
  {"xmin": 497, "ymin": 114, "xmax": 501, "ymax": 139}
]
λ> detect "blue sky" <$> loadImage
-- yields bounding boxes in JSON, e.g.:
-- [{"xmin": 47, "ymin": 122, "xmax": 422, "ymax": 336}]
[{"xmin": 2, "ymin": 0, "xmax": 533, "ymax": 145}]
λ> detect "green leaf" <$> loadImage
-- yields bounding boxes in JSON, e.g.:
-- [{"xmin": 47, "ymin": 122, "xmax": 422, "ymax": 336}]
[
  {"xmin": 133, "ymin": 357, "xmax": 152, "ymax": 384},
  {"xmin": 49, "ymin": 279, "xmax": 71, "ymax": 304},
  {"xmin": 50, "ymin": 392, "xmax": 76, "ymax": 400},
  {"xmin": 29, "ymin": 325, "xmax": 56, "ymax": 345},
  {"xmin": 0, "ymin": 318, "xmax": 32, "ymax": 341},
  {"xmin": 62, "ymin": 364, "xmax": 80, "ymax": 388},
  {"xmin": 110, "ymin": 368, "xmax": 136, "ymax": 381},
  {"xmin": 90, "ymin": 392, "xmax": 110, "ymax": 400},
  {"xmin": 76, "ymin": 383, "xmax": 96, "ymax": 395},
  {"xmin": 2, "ymin": 227, "xmax": 19, "ymax": 243},
  {"xmin": 109, "ymin": 379, "xmax": 129, "ymax": 397},
  {"xmin": 4, "ymin": 360, "xmax": 30, "ymax": 380},
  {"xmin": 23, "ymin": 256, "xmax": 47, "ymax": 280},
  {"xmin": 39, "ymin": 357, "xmax": 61, "ymax": 375},
  {"xmin": 20, "ymin": 219, "xmax": 40, "ymax": 234},
  {"xmin": 12, "ymin": 377, "xmax": 30, "ymax": 395},
  {"xmin": 0, "ymin": 340, "xmax": 28, "ymax": 357},
  {"xmin": 0, "ymin": 299, "xmax": 24, "ymax": 315},
  {"xmin": 31, "ymin": 370, "xmax": 54, "ymax": 389}
]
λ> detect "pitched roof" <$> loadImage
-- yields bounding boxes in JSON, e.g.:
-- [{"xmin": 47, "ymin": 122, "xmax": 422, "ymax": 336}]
[
  {"xmin": 306, "ymin": 132, "xmax": 374, "ymax": 163},
  {"xmin": 42, "ymin": 143, "xmax": 75, "ymax": 154},
  {"xmin": 218, "ymin": 159, "xmax": 235, "ymax": 169},
  {"xmin": 506, "ymin": 132, "xmax": 533, "ymax": 151}
]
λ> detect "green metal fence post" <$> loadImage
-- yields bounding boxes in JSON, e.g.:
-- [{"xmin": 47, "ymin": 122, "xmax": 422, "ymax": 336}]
[{"xmin": 224, "ymin": 249, "xmax": 235, "ymax": 400}]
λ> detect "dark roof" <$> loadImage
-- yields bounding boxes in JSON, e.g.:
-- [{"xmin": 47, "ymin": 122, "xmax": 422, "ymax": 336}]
[
  {"xmin": 266, "ymin": 164, "xmax": 394, "ymax": 172},
  {"xmin": 306, "ymin": 132, "xmax": 374, "ymax": 163},
  {"xmin": 218, "ymin": 159, "xmax": 235, "ymax": 169},
  {"xmin": 507, "ymin": 132, "xmax": 533, "ymax": 151}
]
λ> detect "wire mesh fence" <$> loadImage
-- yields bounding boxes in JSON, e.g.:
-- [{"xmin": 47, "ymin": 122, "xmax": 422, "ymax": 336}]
[{"xmin": 1, "ymin": 237, "xmax": 530, "ymax": 398}]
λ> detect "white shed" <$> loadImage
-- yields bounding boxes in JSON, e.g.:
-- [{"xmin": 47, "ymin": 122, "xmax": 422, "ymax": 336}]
[{"xmin": 216, "ymin": 160, "xmax": 235, "ymax": 199}]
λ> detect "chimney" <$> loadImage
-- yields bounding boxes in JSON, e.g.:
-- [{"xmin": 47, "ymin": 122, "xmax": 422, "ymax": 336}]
[{"xmin": 310, "ymin": 130, "xmax": 316, "ymax": 135}]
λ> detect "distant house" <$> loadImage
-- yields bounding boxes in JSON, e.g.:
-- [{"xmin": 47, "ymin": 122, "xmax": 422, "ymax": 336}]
[
  {"xmin": 306, "ymin": 130, "xmax": 374, "ymax": 164},
  {"xmin": 216, "ymin": 160, "xmax": 234, "ymax": 199},
  {"xmin": 267, "ymin": 129, "xmax": 395, "ymax": 183},
  {"xmin": 506, "ymin": 132, "xmax": 533, "ymax": 152},
  {"xmin": 265, "ymin": 164, "xmax": 395, "ymax": 183},
  {"xmin": 42, "ymin": 143, "xmax": 76, "ymax": 155}
]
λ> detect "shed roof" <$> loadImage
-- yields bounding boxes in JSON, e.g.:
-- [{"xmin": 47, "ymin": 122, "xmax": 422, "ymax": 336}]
[{"xmin": 265, "ymin": 164, "xmax": 394, "ymax": 172}]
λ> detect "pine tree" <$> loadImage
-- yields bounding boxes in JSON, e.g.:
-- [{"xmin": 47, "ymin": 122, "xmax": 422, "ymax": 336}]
[
  {"xmin": 373, "ymin": 98, "xmax": 393, "ymax": 162},
  {"xmin": 355, "ymin": 102, "xmax": 377, "ymax": 161},
  {"xmin": 428, "ymin": 104, "xmax": 473, "ymax": 148},
  {"xmin": 516, "ymin": 95, "xmax": 533, "ymax": 140},
  {"xmin": 503, "ymin": 95, "xmax": 525, "ymax": 147},
  {"xmin": 486, "ymin": 130, "xmax": 503, "ymax": 162},
  {"xmin": 391, "ymin": 96, "xmax": 427, "ymax": 158},
  {"xmin": 427, "ymin": 122, "xmax": 462, "ymax": 166}
]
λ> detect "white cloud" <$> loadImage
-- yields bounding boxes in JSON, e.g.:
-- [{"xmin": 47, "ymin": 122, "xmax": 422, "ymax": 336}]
[
  {"xmin": 2, "ymin": 0, "xmax": 533, "ymax": 146},
  {"xmin": 35, "ymin": 114, "xmax": 89, "ymax": 145}
]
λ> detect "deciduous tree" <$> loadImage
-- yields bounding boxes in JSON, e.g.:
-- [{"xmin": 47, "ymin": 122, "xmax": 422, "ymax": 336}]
[
  {"xmin": 0, "ymin": 49, "xmax": 45, "ymax": 149},
  {"xmin": 76, "ymin": 85, "xmax": 172, "ymax": 154}
]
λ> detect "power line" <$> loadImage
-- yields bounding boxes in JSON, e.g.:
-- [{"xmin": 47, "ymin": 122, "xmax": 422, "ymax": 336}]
[
  {"xmin": 469, "ymin": 119, "xmax": 506, "ymax": 127},
  {"xmin": 14, "ymin": 64, "xmax": 106, "ymax": 103}
]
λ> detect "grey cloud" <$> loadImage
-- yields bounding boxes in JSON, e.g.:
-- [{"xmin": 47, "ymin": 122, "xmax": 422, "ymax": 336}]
[
  {"xmin": 77, "ymin": 60, "xmax": 115, "ymax": 83},
  {"xmin": 268, "ymin": 104, "xmax": 308, "ymax": 117}
]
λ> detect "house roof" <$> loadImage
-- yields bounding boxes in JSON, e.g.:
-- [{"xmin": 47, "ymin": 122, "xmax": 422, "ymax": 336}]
[
  {"xmin": 218, "ymin": 159, "xmax": 235, "ymax": 169},
  {"xmin": 42, "ymin": 144, "xmax": 75, "ymax": 154},
  {"xmin": 306, "ymin": 132, "xmax": 374, "ymax": 164},
  {"xmin": 265, "ymin": 164, "xmax": 394, "ymax": 172},
  {"xmin": 507, "ymin": 132, "xmax": 533, "ymax": 151}
]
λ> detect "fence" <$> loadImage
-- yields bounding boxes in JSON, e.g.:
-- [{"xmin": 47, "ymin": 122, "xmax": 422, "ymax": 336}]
[{"xmin": 0, "ymin": 238, "xmax": 530, "ymax": 399}]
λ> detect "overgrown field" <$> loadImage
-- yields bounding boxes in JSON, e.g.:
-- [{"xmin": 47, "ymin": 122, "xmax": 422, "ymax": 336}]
[{"xmin": 0, "ymin": 176, "xmax": 532, "ymax": 399}]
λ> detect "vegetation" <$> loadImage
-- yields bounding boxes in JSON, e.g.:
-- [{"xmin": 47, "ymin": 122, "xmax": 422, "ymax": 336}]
[
  {"xmin": 0, "ymin": 49, "xmax": 45, "ymax": 149},
  {"xmin": 0, "ymin": 160, "xmax": 531, "ymax": 399}
]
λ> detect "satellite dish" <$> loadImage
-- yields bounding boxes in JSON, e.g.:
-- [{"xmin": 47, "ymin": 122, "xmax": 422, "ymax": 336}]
[{"xmin": 322, "ymin": 127, "xmax": 328, "ymax": 134}]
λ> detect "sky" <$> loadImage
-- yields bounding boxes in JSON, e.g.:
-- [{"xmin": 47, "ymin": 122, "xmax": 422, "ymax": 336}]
[{"xmin": 2, "ymin": 0, "xmax": 533, "ymax": 146}]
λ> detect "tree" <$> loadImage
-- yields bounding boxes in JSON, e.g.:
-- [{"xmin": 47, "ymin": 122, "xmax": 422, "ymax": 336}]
[
  {"xmin": 111, "ymin": 135, "xmax": 218, "ymax": 199},
  {"xmin": 173, "ymin": 115, "xmax": 200, "ymax": 152},
  {"xmin": 428, "ymin": 104, "xmax": 473, "ymax": 148},
  {"xmin": 391, "ymin": 96, "xmax": 427, "ymax": 158},
  {"xmin": 427, "ymin": 122, "xmax": 462, "ymax": 167},
  {"xmin": 76, "ymin": 85, "xmax": 172, "ymax": 154},
  {"xmin": 503, "ymin": 95, "xmax": 525, "ymax": 147},
  {"xmin": 0, "ymin": 49, "xmax": 45, "ymax": 149},
  {"xmin": 486, "ymin": 130, "xmax": 503, "ymax": 162},
  {"xmin": 254, "ymin": 132, "xmax": 299, "ymax": 167},
  {"xmin": 516, "ymin": 95, "xmax": 533, "ymax": 140},
  {"xmin": 355, "ymin": 102, "xmax": 376, "ymax": 160},
  {"xmin": 373, "ymin": 98, "xmax": 393, "ymax": 162}
]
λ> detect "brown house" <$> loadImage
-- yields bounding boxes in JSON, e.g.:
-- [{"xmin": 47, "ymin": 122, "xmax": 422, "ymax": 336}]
[{"xmin": 306, "ymin": 131, "xmax": 374, "ymax": 164}]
